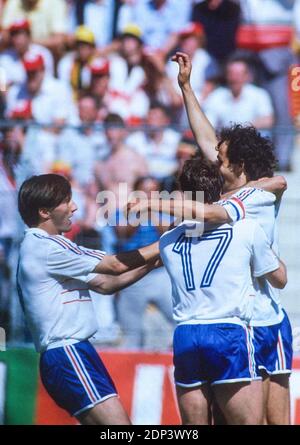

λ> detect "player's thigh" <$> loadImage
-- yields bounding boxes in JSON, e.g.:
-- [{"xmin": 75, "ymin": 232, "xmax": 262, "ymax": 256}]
[
  {"xmin": 213, "ymin": 379, "xmax": 264, "ymax": 426},
  {"xmin": 213, "ymin": 380, "xmax": 263, "ymax": 425},
  {"xmin": 176, "ymin": 384, "xmax": 212, "ymax": 425},
  {"xmin": 267, "ymin": 374, "xmax": 291, "ymax": 425},
  {"xmin": 77, "ymin": 396, "xmax": 131, "ymax": 425}
]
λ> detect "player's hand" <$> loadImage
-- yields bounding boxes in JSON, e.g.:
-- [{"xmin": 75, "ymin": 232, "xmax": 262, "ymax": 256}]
[
  {"xmin": 171, "ymin": 51, "xmax": 192, "ymax": 89},
  {"xmin": 125, "ymin": 199, "xmax": 149, "ymax": 219}
]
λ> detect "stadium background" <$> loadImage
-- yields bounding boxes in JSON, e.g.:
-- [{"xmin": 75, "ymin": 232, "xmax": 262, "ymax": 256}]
[{"xmin": 0, "ymin": 0, "xmax": 299, "ymax": 424}]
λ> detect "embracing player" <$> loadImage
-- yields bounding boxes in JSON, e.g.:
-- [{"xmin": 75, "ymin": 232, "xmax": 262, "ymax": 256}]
[
  {"xmin": 159, "ymin": 157, "xmax": 287, "ymax": 425},
  {"xmin": 17, "ymin": 174, "xmax": 160, "ymax": 425},
  {"xmin": 128, "ymin": 52, "xmax": 293, "ymax": 424}
]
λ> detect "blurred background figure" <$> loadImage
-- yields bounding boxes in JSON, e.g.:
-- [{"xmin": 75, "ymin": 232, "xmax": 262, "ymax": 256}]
[
  {"xmin": 6, "ymin": 52, "xmax": 76, "ymax": 125},
  {"xmin": 202, "ymin": 55, "xmax": 274, "ymax": 132},
  {"xmin": 115, "ymin": 175, "xmax": 174, "ymax": 350},
  {"xmin": 0, "ymin": 18, "xmax": 54, "ymax": 87},
  {"xmin": 107, "ymin": 24, "xmax": 150, "ymax": 123},
  {"xmin": 127, "ymin": 101, "xmax": 181, "ymax": 181},
  {"xmin": 95, "ymin": 113, "xmax": 148, "ymax": 211},
  {"xmin": 238, "ymin": 0, "xmax": 298, "ymax": 171},
  {"xmin": 1, "ymin": 0, "xmax": 68, "ymax": 55},
  {"xmin": 58, "ymin": 25, "xmax": 96, "ymax": 98},
  {"xmin": 160, "ymin": 132, "xmax": 199, "ymax": 193},
  {"xmin": 192, "ymin": 0, "xmax": 241, "ymax": 65},
  {"xmin": 0, "ymin": 126, "xmax": 24, "ymax": 338},
  {"xmin": 117, "ymin": 0, "xmax": 192, "ymax": 56}
]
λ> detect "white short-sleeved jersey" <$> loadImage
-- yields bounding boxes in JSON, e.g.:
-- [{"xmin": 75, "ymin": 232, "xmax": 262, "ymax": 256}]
[
  {"xmin": 159, "ymin": 219, "xmax": 279, "ymax": 326},
  {"xmin": 220, "ymin": 187, "xmax": 284, "ymax": 326},
  {"xmin": 17, "ymin": 228, "xmax": 106, "ymax": 352}
]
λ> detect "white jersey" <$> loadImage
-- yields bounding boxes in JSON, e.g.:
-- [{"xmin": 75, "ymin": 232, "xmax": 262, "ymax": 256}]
[
  {"xmin": 17, "ymin": 228, "xmax": 105, "ymax": 353},
  {"xmin": 220, "ymin": 187, "xmax": 284, "ymax": 326},
  {"xmin": 159, "ymin": 219, "xmax": 279, "ymax": 326}
]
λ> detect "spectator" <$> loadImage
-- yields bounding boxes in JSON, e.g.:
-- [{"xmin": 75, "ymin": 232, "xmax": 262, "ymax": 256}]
[
  {"xmin": 53, "ymin": 94, "xmax": 107, "ymax": 186},
  {"xmin": 0, "ymin": 19, "xmax": 54, "ymax": 87},
  {"xmin": 117, "ymin": 0, "xmax": 192, "ymax": 56},
  {"xmin": 127, "ymin": 101, "xmax": 181, "ymax": 181},
  {"xmin": 239, "ymin": 0, "xmax": 297, "ymax": 171},
  {"xmin": 115, "ymin": 175, "xmax": 174, "ymax": 349},
  {"xmin": 192, "ymin": 0, "xmax": 241, "ymax": 64},
  {"xmin": 58, "ymin": 25, "xmax": 96, "ymax": 98},
  {"xmin": 167, "ymin": 22, "xmax": 219, "ymax": 100},
  {"xmin": 1, "ymin": 0, "xmax": 68, "ymax": 54},
  {"xmin": 95, "ymin": 113, "xmax": 149, "ymax": 210},
  {"xmin": 160, "ymin": 133, "xmax": 199, "ymax": 193},
  {"xmin": 108, "ymin": 24, "xmax": 150, "ymax": 122},
  {"xmin": 88, "ymin": 57, "xmax": 111, "ymax": 121},
  {"xmin": 6, "ymin": 52, "xmax": 76, "ymax": 125},
  {"xmin": 166, "ymin": 21, "xmax": 220, "ymax": 123},
  {"xmin": 202, "ymin": 56, "xmax": 274, "ymax": 131},
  {"xmin": 0, "ymin": 126, "xmax": 24, "ymax": 331}
]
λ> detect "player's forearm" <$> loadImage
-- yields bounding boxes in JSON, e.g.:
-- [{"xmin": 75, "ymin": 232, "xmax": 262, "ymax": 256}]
[
  {"xmin": 90, "ymin": 263, "xmax": 155, "ymax": 294},
  {"xmin": 148, "ymin": 199, "xmax": 229, "ymax": 224},
  {"xmin": 248, "ymin": 176, "xmax": 287, "ymax": 198},
  {"xmin": 180, "ymin": 83, "xmax": 218, "ymax": 162},
  {"xmin": 94, "ymin": 242, "xmax": 159, "ymax": 276}
]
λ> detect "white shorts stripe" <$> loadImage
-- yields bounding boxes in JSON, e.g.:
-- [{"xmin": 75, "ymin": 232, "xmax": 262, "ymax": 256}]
[
  {"xmin": 277, "ymin": 330, "xmax": 286, "ymax": 370},
  {"xmin": 64, "ymin": 346, "xmax": 97, "ymax": 403},
  {"xmin": 70, "ymin": 344, "xmax": 102, "ymax": 401}
]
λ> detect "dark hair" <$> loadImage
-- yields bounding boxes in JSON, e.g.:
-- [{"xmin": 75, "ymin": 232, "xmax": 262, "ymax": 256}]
[
  {"xmin": 218, "ymin": 124, "xmax": 277, "ymax": 180},
  {"xmin": 179, "ymin": 158, "xmax": 223, "ymax": 204},
  {"xmin": 18, "ymin": 174, "xmax": 72, "ymax": 227},
  {"xmin": 104, "ymin": 113, "xmax": 125, "ymax": 129},
  {"xmin": 133, "ymin": 175, "xmax": 159, "ymax": 191},
  {"xmin": 149, "ymin": 100, "xmax": 170, "ymax": 116}
]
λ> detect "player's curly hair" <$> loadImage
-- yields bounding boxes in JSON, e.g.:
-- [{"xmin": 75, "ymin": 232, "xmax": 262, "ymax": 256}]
[
  {"xmin": 179, "ymin": 158, "xmax": 224, "ymax": 204},
  {"xmin": 218, "ymin": 124, "xmax": 277, "ymax": 180}
]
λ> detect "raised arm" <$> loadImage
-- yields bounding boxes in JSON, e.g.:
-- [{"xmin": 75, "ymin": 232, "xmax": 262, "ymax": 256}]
[
  {"xmin": 171, "ymin": 52, "xmax": 218, "ymax": 162},
  {"xmin": 88, "ymin": 262, "xmax": 159, "ymax": 295},
  {"xmin": 93, "ymin": 242, "xmax": 159, "ymax": 275}
]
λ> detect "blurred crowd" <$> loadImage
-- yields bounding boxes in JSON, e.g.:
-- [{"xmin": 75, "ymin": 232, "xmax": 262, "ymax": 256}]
[{"xmin": 0, "ymin": 0, "xmax": 300, "ymax": 349}]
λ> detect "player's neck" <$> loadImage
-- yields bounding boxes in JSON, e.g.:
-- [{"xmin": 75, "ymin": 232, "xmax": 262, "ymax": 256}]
[
  {"xmin": 36, "ymin": 221, "xmax": 62, "ymax": 236},
  {"xmin": 224, "ymin": 177, "xmax": 247, "ymax": 194}
]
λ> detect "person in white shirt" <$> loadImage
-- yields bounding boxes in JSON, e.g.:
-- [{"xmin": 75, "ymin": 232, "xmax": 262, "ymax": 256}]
[
  {"xmin": 17, "ymin": 173, "xmax": 160, "ymax": 424},
  {"xmin": 159, "ymin": 158, "xmax": 286, "ymax": 425},
  {"xmin": 0, "ymin": 19, "xmax": 54, "ymax": 87},
  {"xmin": 126, "ymin": 101, "xmax": 181, "ymax": 180},
  {"xmin": 57, "ymin": 25, "xmax": 96, "ymax": 98},
  {"xmin": 6, "ymin": 51, "xmax": 77, "ymax": 125},
  {"xmin": 203, "ymin": 56, "xmax": 274, "ymax": 131},
  {"xmin": 108, "ymin": 24, "xmax": 150, "ymax": 122}
]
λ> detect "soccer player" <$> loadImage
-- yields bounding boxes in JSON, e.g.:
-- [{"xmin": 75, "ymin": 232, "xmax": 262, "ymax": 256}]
[
  {"xmin": 17, "ymin": 174, "xmax": 161, "ymax": 425},
  {"xmin": 159, "ymin": 158, "xmax": 287, "ymax": 425},
  {"xmin": 128, "ymin": 52, "xmax": 292, "ymax": 424}
]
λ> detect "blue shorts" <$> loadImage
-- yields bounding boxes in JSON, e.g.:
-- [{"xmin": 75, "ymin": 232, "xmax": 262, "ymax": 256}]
[
  {"xmin": 173, "ymin": 323, "xmax": 257, "ymax": 387},
  {"xmin": 40, "ymin": 340, "xmax": 118, "ymax": 417},
  {"xmin": 252, "ymin": 311, "xmax": 293, "ymax": 376}
]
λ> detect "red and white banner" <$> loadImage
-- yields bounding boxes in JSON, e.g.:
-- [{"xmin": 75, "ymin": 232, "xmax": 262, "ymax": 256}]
[{"xmin": 35, "ymin": 351, "xmax": 300, "ymax": 425}]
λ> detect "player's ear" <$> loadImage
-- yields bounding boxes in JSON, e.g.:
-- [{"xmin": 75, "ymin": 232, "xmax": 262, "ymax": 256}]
[{"xmin": 38, "ymin": 208, "xmax": 51, "ymax": 221}]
